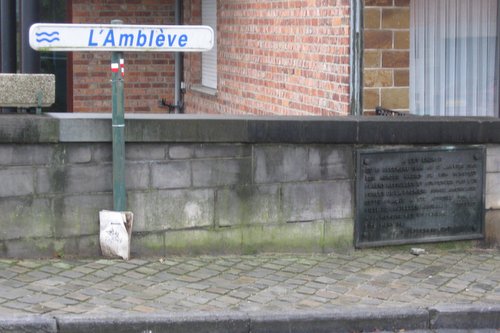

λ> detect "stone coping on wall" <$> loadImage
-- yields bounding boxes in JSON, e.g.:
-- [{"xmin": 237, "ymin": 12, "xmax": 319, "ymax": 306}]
[{"xmin": 1, "ymin": 113, "xmax": 500, "ymax": 144}]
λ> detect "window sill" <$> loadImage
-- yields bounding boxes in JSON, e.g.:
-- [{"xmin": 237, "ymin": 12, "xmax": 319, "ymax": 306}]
[{"xmin": 190, "ymin": 84, "xmax": 217, "ymax": 96}]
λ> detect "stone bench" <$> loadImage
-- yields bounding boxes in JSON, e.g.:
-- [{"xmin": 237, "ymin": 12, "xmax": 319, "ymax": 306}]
[{"xmin": 0, "ymin": 74, "xmax": 55, "ymax": 114}]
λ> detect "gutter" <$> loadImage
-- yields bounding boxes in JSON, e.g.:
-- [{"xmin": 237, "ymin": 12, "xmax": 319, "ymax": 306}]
[{"xmin": 174, "ymin": 0, "xmax": 184, "ymax": 113}]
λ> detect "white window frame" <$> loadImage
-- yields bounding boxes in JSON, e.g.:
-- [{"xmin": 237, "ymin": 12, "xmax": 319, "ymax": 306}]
[{"xmin": 201, "ymin": 0, "xmax": 217, "ymax": 90}]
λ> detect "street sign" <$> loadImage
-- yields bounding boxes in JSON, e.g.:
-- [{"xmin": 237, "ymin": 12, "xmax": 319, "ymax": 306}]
[
  {"xmin": 29, "ymin": 23, "xmax": 214, "ymax": 52},
  {"xmin": 29, "ymin": 20, "xmax": 215, "ymax": 212}
]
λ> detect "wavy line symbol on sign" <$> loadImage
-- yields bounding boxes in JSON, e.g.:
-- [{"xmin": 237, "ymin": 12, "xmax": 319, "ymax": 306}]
[{"xmin": 35, "ymin": 31, "xmax": 60, "ymax": 43}]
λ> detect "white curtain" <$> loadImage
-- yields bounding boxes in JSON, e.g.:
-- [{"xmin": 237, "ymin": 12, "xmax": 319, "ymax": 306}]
[
  {"xmin": 410, "ymin": 0, "xmax": 499, "ymax": 116},
  {"xmin": 202, "ymin": 0, "xmax": 217, "ymax": 89}
]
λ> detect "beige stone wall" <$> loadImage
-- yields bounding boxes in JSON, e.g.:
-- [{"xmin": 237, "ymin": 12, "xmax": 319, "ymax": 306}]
[{"xmin": 363, "ymin": 0, "xmax": 410, "ymax": 114}]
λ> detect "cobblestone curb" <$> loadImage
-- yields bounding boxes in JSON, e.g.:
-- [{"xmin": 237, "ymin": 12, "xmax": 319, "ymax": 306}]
[
  {"xmin": 430, "ymin": 305, "xmax": 500, "ymax": 329},
  {"xmin": 1, "ymin": 306, "xmax": 499, "ymax": 333},
  {"xmin": 0, "ymin": 315, "xmax": 57, "ymax": 333}
]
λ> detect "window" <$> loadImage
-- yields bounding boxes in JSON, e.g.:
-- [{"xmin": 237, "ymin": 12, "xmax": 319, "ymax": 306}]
[
  {"xmin": 362, "ymin": 0, "xmax": 499, "ymax": 117},
  {"xmin": 201, "ymin": 0, "xmax": 217, "ymax": 90},
  {"xmin": 410, "ymin": 0, "xmax": 499, "ymax": 116}
]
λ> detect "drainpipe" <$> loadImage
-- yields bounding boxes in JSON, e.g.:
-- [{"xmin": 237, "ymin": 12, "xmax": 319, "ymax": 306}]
[
  {"xmin": 174, "ymin": 0, "xmax": 184, "ymax": 113},
  {"xmin": 1, "ymin": 0, "xmax": 16, "ymax": 113},
  {"xmin": 350, "ymin": 0, "xmax": 363, "ymax": 116},
  {"xmin": 496, "ymin": 1, "xmax": 500, "ymax": 116},
  {"xmin": 20, "ymin": 0, "xmax": 40, "ymax": 74}
]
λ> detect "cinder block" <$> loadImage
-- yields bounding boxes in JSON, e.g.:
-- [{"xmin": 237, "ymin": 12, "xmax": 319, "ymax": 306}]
[
  {"xmin": 307, "ymin": 146, "xmax": 353, "ymax": 181},
  {"xmin": 168, "ymin": 144, "xmax": 194, "ymax": 159},
  {"xmin": 127, "ymin": 191, "xmax": 149, "ymax": 232},
  {"xmin": 3, "ymin": 237, "xmax": 55, "ymax": 258},
  {"xmin": 92, "ymin": 144, "xmax": 112, "ymax": 162},
  {"xmin": 216, "ymin": 184, "xmax": 282, "ymax": 227},
  {"xmin": 485, "ymin": 210, "xmax": 500, "ymax": 247},
  {"xmin": 0, "ymin": 144, "xmax": 54, "ymax": 166},
  {"xmin": 130, "ymin": 232, "xmax": 165, "ymax": 257},
  {"xmin": 53, "ymin": 194, "xmax": 112, "ymax": 238},
  {"xmin": 0, "ymin": 114, "xmax": 58, "ymax": 143},
  {"xmin": 66, "ymin": 144, "xmax": 92, "ymax": 164},
  {"xmin": 254, "ymin": 145, "xmax": 308, "ymax": 183},
  {"xmin": 126, "ymin": 143, "xmax": 166, "ymax": 161},
  {"xmin": 485, "ymin": 172, "xmax": 500, "ymax": 209},
  {"xmin": 64, "ymin": 164, "xmax": 112, "ymax": 194},
  {"xmin": 192, "ymin": 158, "xmax": 252, "ymax": 187},
  {"xmin": 151, "ymin": 161, "xmax": 191, "ymax": 189},
  {"xmin": 54, "ymin": 235, "xmax": 100, "ymax": 258},
  {"xmin": 36, "ymin": 167, "xmax": 66, "ymax": 194},
  {"xmin": 0, "ymin": 197, "xmax": 53, "ymax": 240},
  {"xmin": 141, "ymin": 189, "xmax": 215, "ymax": 231},
  {"xmin": 486, "ymin": 145, "xmax": 500, "ymax": 172},
  {"xmin": 193, "ymin": 144, "xmax": 251, "ymax": 158},
  {"xmin": 324, "ymin": 219, "xmax": 355, "ymax": 253},
  {"xmin": 125, "ymin": 162, "xmax": 150, "ymax": 190},
  {"xmin": 241, "ymin": 221, "xmax": 324, "ymax": 254},
  {"xmin": 283, "ymin": 180, "xmax": 353, "ymax": 222},
  {"xmin": 0, "ymin": 167, "xmax": 34, "ymax": 197},
  {"xmin": 164, "ymin": 228, "xmax": 242, "ymax": 256}
]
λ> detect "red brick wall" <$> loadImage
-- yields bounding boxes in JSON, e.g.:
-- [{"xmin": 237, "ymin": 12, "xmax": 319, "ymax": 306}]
[
  {"xmin": 183, "ymin": 0, "xmax": 351, "ymax": 116},
  {"xmin": 71, "ymin": 0, "xmax": 351, "ymax": 115},
  {"xmin": 72, "ymin": 0, "xmax": 175, "ymax": 113}
]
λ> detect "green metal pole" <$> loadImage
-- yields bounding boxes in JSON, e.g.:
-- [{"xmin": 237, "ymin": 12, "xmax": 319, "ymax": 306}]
[{"xmin": 111, "ymin": 20, "xmax": 126, "ymax": 211}]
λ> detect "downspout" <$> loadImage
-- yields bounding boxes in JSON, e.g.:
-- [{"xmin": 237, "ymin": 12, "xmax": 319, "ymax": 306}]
[
  {"xmin": 350, "ymin": 0, "xmax": 363, "ymax": 116},
  {"xmin": 20, "ymin": 0, "xmax": 40, "ymax": 74},
  {"xmin": 496, "ymin": 0, "xmax": 500, "ymax": 117},
  {"xmin": 174, "ymin": 0, "xmax": 184, "ymax": 113},
  {"xmin": 1, "ymin": 0, "xmax": 16, "ymax": 113}
]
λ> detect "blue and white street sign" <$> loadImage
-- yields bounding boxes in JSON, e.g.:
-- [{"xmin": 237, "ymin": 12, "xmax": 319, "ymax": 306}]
[{"xmin": 29, "ymin": 23, "xmax": 214, "ymax": 52}]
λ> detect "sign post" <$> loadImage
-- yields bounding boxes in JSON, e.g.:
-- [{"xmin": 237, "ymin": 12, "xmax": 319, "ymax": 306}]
[
  {"xmin": 30, "ymin": 22, "xmax": 213, "ymax": 212},
  {"xmin": 110, "ymin": 20, "xmax": 126, "ymax": 211}
]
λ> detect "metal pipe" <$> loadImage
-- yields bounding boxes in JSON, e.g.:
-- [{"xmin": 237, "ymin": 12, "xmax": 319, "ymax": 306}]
[
  {"xmin": 174, "ymin": 0, "xmax": 184, "ymax": 113},
  {"xmin": 496, "ymin": 0, "xmax": 500, "ymax": 116},
  {"xmin": 1, "ymin": 0, "xmax": 16, "ymax": 73},
  {"xmin": 111, "ymin": 20, "xmax": 126, "ymax": 211},
  {"xmin": 21, "ymin": 0, "xmax": 40, "ymax": 73},
  {"xmin": 1, "ymin": 0, "xmax": 17, "ymax": 113},
  {"xmin": 349, "ymin": 0, "xmax": 363, "ymax": 116}
]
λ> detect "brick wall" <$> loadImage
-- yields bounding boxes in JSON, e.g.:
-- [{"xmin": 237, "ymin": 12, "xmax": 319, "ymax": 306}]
[
  {"xmin": 71, "ymin": 1, "xmax": 351, "ymax": 115},
  {"xmin": 183, "ymin": 0, "xmax": 351, "ymax": 116},
  {"xmin": 71, "ymin": 0, "xmax": 175, "ymax": 113},
  {"xmin": 363, "ymin": 0, "xmax": 409, "ymax": 114}
]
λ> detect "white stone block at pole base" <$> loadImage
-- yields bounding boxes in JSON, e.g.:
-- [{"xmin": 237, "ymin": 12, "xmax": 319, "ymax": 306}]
[
  {"xmin": 29, "ymin": 23, "xmax": 214, "ymax": 52},
  {"xmin": 99, "ymin": 210, "xmax": 134, "ymax": 260}
]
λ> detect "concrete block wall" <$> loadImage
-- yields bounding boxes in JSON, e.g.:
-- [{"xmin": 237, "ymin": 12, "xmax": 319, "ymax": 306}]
[
  {"xmin": 0, "ymin": 140, "xmax": 354, "ymax": 258},
  {"xmin": 486, "ymin": 145, "xmax": 500, "ymax": 246},
  {"xmin": 1, "ymin": 114, "xmax": 499, "ymax": 258}
]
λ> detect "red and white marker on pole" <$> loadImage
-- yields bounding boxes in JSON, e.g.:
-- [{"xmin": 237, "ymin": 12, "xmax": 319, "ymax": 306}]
[
  {"xmin": 111, "ymin": 62, "xmax": 119, "ymax": 73},
  {"xmin": 111, "ymin": 58, "xmax": 125, "ymax": 77},
  {"xmin": 120, "ymin": 58, "xmax": 125, "ymax": 77}
]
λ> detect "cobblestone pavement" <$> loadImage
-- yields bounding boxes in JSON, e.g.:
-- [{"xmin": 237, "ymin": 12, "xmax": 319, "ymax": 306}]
[{"xmin": 0, "ymin": 248, "xmax": 498, "ymax": 317}]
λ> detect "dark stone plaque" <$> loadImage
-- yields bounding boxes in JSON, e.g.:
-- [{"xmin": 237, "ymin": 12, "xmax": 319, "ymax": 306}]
[{"xmin": 355, "ymin": 146, "xmax": 485, "ymax": 248}]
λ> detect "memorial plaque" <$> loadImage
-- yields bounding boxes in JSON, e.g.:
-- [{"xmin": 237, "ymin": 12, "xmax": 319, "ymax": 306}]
[{"xmin": 355, "ymin": 146, "xmax": 485, "ymax": 248}]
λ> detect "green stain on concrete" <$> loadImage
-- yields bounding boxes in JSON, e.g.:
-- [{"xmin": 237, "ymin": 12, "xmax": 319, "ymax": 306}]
[
  {"xmin": 241, "ymin": 222, "xmax": 325, "ymax": 254},
  {"xmin": 164, "ymin": 228, "xmax": 243, "ymax": 256},
  {"xmin": 324, "ymin": 219, "xmax": 355, "ymax": 253}
]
